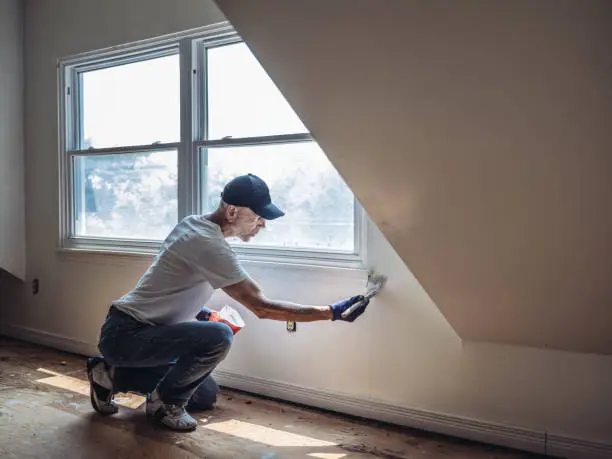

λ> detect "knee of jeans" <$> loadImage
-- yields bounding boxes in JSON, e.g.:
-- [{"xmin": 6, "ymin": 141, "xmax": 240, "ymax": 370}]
[
  {"xmin": 196, "ymin": 322, "xmax": 233, "ymax": 356},
  {"xmin": 216, "ymin": 322, "xmax": 234, "ymax": 352},
  {"xmin": 188, "ymin": 377, "xmax": 219, "ymax": 411},
  {"xmin": 187, "ymin": 393, "xmax": 217, "ymax": 411}
]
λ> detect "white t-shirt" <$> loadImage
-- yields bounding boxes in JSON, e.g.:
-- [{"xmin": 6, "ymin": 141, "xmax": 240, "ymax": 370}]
[{"xmin": 112, "ymin": 215, "xmax": 248, "ymax": 325}]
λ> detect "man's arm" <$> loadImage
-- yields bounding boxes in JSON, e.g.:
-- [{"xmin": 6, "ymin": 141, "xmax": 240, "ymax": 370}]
[{"xmin": 223, "ymin": 278, "xmax": 333, "ymax": 322}]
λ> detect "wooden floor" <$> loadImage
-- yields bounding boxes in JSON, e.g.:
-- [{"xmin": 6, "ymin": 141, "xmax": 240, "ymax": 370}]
[{"xmin": 0, "ymin": 336, "xmax": 544, "ymax": 459}]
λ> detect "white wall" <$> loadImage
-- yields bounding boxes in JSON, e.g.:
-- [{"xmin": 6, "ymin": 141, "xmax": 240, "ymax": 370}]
[
  {"xmin": 0, "ymin": 0, "xmax": 26, "ymax": 280},
  {"xmin": 4, "ymin": 0, "xmax": 610, "ymax": 453}
]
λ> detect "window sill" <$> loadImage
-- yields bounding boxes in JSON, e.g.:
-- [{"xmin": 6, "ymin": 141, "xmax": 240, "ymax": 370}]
[{"xmin": 57, "ymin": 242, "xmax": 368, "ymax": 276}]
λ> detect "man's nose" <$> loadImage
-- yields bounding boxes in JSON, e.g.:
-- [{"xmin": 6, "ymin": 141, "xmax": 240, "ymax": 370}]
[{"xmin": 259, "ymin": 219, "xmax": 266, "ymax": 228}]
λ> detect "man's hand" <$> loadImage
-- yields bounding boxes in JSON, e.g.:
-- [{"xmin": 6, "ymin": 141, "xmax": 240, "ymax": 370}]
[
  {"xmin": 329, "ymin": 295, "xmax": 369, "ymax": 322},
  {"xmin": 196, "ymin": 306, "xmax": 214, "ymax": 321}
]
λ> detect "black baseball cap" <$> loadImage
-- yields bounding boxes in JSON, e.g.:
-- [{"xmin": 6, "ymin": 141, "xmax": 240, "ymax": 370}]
[{"xmin": 221, "ymin": 174, "xmax": 285, "ymax": 220}]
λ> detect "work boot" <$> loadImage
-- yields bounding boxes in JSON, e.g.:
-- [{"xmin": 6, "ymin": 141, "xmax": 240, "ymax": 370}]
[
  {"xmin": 146, "ymin": 389, "xmax": 197, "ymax": 431},
  {"xmin": 86, "ymin": 357, "xmax": 119, "ymax": 415}
]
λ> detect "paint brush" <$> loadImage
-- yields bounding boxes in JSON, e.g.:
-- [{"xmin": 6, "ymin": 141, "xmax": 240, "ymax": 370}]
[{"xmin": 341, "ymin": 272, "xmax": 387, "ymax": 319}]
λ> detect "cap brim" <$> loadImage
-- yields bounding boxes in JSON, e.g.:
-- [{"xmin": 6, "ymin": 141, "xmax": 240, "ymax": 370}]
[{"xmin": 253, "ymin": 202, "xmax": 285, "ymax": 220}]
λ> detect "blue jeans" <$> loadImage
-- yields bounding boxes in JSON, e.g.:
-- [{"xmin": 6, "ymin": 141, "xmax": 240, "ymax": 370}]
[{"xmin": 98, "ymin": 306, "xmax": 233, "ymax": 407}]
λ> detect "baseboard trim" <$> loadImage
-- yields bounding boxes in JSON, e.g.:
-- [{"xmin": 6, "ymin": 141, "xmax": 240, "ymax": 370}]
[
  {"xmin": 0, "ymin": 323, "xmax": 98, "ymax": 357},
  {"xmin": 547, "ymin": 434, "xmax": 612, "ymax": 459},
  {"xmin": 212, "ymin": 369, "xmax": 546, "ymax": 455},
  {"xmin": 3, "ymin": 324, "xmax": 611, "ymax": 458}
]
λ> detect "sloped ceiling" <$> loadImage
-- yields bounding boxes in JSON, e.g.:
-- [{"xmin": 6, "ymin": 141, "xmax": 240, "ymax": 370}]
[{"xmin": 215, "ymin": 0, "xmax": 612, "ymax": 354}]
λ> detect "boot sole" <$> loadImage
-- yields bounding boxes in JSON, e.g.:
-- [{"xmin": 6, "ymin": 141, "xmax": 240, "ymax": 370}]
[
  {"xmin": 160, "ymin": 417, "xmax": 198, "ymax": 432},
  {"xmin": 87, "ymin": 357, "xmax": 118, "ymax": 416}
]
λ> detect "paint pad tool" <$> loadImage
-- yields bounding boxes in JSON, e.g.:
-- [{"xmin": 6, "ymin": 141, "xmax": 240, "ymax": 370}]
[{"xmin": 341, "ymin": 271, "xmax": 387, "ymax": 319}]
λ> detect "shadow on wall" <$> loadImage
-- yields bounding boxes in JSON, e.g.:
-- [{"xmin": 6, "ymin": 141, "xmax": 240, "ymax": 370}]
[{"xmin": 0, "ymin": 268, "xmax": 26, "ymax": 319}]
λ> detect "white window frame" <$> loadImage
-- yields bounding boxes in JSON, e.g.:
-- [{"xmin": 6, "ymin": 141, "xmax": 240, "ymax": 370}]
[{"xmin": 58, "ymin": 23, "xmax": 367, "ymax": 269}]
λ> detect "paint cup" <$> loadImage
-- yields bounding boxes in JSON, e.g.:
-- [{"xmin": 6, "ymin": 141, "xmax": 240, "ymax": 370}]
[{"xmin": 209, "ymin": 305, "xmax": 245, "ymax": 334}]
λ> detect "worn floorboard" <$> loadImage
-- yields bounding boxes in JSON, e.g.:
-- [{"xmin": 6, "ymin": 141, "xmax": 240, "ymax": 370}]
[{"xmin": 0, "ymin": 336, "xmax": 544, "ymax": 459}]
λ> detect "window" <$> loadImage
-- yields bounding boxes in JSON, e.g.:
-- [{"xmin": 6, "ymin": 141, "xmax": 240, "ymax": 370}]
[
  {"xmin": 64, "ymin": 51, "xmax": 180, "ymax": 242},
  {"xmin": 59, "ymin": 24, "xmax": 366, "ymax": 267}
]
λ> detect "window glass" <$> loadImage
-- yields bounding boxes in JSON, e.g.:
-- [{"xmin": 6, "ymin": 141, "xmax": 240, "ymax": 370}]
[
  {"xmin": 207, "ymin": 43, "xmax": 307, "ymax": 140},
  {"xmin": 203, "ymin": 143, "xmax": 354, "ymax": 252},
  {"xmin": 73, "ymin": 150, "xmax": 178, "ymax": 240},
  {"xmin": 81, "ymin": 54, "xmax": 180, "ymax": 148}
]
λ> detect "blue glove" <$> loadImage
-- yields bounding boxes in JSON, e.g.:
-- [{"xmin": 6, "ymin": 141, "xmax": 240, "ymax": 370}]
[
  {"xmin": 329, "ymin": 295, "xmax": 369, "ymax": 322},
  {"xmin": 196, "ymin": 306, "xmax": 214, "ymax": 321}
]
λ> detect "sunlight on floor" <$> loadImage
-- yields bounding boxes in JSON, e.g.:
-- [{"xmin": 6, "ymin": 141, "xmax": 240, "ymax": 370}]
[
  {"xmin": 34, "ymin": 367, "xmax": 345, "ymax": 457},
  {"xmin": 34, "ymin": 368, "xmax": 145, "ymax": 408},
  {"xmin": 203, "ymin": 419, "xmax": 337, "ymax": 447},
  {"xmin": 307, "ymin": 454, "xmax": 347, "ymax": 459}
]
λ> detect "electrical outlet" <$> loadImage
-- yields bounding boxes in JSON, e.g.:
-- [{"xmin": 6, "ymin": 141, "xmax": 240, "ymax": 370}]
[{"xmin": 32, "ymin": 278, "xmax": 39, "ymax": 295}]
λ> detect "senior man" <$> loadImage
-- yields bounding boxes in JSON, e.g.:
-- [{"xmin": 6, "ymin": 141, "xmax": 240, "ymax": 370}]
[{"xmin": 87, "ymin": 173, "xmax": 369, "ymax": 431}]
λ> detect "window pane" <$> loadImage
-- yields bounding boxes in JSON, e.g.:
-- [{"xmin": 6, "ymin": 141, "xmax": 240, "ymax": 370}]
[
  {"xmin": 73, "ymin": 151, "xmax": 178, "ymax": 240},
  {"xmin": 207, "ymin": 43, "xmax": 308, "ymax": 139},
  {"xmin": 202, "ymin": 143, "xmax": 354, "ymax": 252},
  {"xmin": 81, "ymin": 54, "xmax": 180, "ymax": 148}
]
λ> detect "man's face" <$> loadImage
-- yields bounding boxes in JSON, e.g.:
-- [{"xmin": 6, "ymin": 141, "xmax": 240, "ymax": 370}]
[{"xmin": 229, "ymin": 206, "xmax": 266, "ymax": 242}]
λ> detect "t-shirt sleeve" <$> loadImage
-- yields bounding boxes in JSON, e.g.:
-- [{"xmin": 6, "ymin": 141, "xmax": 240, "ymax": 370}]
[{"xmin": 185, "ymin": 237, "xmax": 249, "ymax": 289}]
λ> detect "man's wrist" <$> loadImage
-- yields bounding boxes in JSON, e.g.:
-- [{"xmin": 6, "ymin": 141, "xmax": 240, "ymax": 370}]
[{"xmin": 320, "ymin": 305, "xmax": 333, "ymax": 321}]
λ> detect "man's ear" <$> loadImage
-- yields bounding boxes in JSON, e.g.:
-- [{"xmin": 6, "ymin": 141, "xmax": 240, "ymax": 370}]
[{"xmin": 225, "ymin": 204, "xmax": 239, "ymax": 222}]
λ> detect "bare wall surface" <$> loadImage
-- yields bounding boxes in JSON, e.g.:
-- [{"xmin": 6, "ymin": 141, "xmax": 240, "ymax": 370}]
[
  {"xmin": 9, "ymin": 0, "xmax": 612, "ymax": 448},
  {"xmin": 216, "ymin": 0, "xmax": 612, "ymax": 356},
  {"xmin": 0, "ymin": 0, "xmax": 26, "ymax": 280}
]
